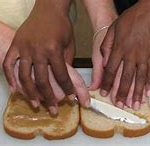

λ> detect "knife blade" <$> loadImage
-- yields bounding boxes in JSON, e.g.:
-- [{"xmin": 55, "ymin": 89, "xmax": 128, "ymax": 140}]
[{"xmin": 89, "ymin": 98, "xmax": 146, "ymax": 124}]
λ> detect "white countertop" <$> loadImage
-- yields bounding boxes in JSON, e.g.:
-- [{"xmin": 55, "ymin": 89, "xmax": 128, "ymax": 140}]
[{"xmin": 0, "ymin": 69, "xmax": 150, "ymax": 146}]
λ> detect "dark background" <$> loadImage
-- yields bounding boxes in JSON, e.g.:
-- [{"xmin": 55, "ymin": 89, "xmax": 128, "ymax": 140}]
[{"xmin": 114, "ymin": 0, "xmax": 138, "ymax": 14}]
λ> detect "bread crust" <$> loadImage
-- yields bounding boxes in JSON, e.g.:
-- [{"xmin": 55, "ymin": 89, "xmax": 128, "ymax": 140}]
[
  {"xmin": 43, "ymin": 126, "xmax": 78, "ymax": 140},
  {"xmin": 123, "ymin": 124, "xmax": 150, "ymax": 137},
  {"xmin": 4, "ymin": 124, "xmax": 79, "ymax": 140},
  {"xmin": 4, "ymin": 125, "xmax": 36, "ymax": 139},
  {"xmin": 81, "ymin": 120, "xmax": 150, "ymax": 138},
  {"xmin": 81, "ymin": 121, "xmax": 114, "ymax": 138}
]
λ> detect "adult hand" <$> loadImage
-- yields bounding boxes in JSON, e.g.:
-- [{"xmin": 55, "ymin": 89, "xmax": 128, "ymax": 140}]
[
  {"xmin": 90, "ymin": 13, "xmax": 118, "ymax": 90},
  {"xmin": 0, "ymin": 21, "xmax": 90, "ymax": 116},
  {"xmin": 100, "ymin": 1, "xmax": 150, "ymax": 110},
  {"xmin": 82, "ymin": 0, "xmax": 118, "ymax": 90},
  {"xmin": 3, "ymin": 0, "xmax": 81, "ymax": 115}
]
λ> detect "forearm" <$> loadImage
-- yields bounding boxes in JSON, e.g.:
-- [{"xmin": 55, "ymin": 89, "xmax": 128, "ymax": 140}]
[
  {"xmin": 0, "ymin": 22, "xmax": 14, "ymax": 69},
  {"xmin": 34, "ymin": 0, "xmax": 72, "ymax": 16},
  {"xmin": 83, "ymin": 0, "xmax": 118, "ymax": 31}
]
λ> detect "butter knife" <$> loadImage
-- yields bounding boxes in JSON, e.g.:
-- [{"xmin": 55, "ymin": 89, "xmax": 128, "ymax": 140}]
[{"xmin": 75, "ymin": 97, "xmax": 147, "ymax": 124}]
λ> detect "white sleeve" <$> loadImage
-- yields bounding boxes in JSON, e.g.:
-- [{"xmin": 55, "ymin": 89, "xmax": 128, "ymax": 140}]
[{"xmin": 0, "ymin": 0, "xmax": 35, "ymax": 30}]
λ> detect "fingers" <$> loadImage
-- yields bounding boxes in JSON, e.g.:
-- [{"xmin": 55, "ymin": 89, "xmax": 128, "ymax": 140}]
[
  {"xmin": 110, "ymin": 62, "xmax": 123, "ymax": 104},
  {"xmin": 90, "ymin": 27, "xmax": 105, "ymax": 90},
  {"xmin": 100, "ymin": 23, "xmax": 115, "ymax": 67},
  {"xmin": 19, "ymin": 58, "xmax": 42, "ymax": 108},
  {"xmin": 66, "ymin": 64, "xmax": 90, "ymax": 108},
  {"xmin": 3, "ymin": 46, "xmax": 19, "ymax": 92},
  {"xmin": 64, "ymin": 37, "xmax": 75, "ymax": 65},
  {"xmin": 100, "ymin": 49, "xmax": 122, "ymax": 97},
  {"xmin": 48, "ymin": 66, "xmax": 65, "ymax": 102},
  {"xmin": 132, "ymin": 63, "xmax": 147, "ymax": 110},
  {"xmin": 90, "ymin": 24, "xmax": 114, "ymax": 90},
  {"xmin": 126, "ymin": 75, "xmax": 135, "ymax": 108},
  {"xmin": 49, "ymin": 48, "xmax": 75, "ymax": 99},
  {"xmin": 115, "ymin": 61, "xmax": 135, "ymax": 108},
  {"xmin": 110, "ymin": 62, "xmax": 146, "ymax": 110},
  {"xmin": 34, "ymin": 60, "xmax": 57, "ymax": 115},
  {"xmin": 90, "ymin": 52, "xmax": 103, "ymax": 90}
]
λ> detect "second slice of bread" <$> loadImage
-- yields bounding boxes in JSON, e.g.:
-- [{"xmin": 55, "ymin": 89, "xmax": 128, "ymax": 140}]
[
  {"xmin": 81, "ymin": 90, "xmax": 150, "ymax": 138},
  {"xmin": 3, "ymin": 92, "xmax": 79, "ymax": 140}
]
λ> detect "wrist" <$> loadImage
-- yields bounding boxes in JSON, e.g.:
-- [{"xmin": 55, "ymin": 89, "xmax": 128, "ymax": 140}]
[
  {"xmin": 34, "ymin": 0, "xmax": 71, "ymax": 16},
  {"xmin": 83, "ymin": 0, "xmax": 118, "ymax": 32},
  {"xmin": 93, "ymin": 10, "xmax": 118, "ymax": 32}
]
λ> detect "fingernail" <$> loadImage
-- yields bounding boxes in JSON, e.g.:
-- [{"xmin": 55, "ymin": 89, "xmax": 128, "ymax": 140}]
[
  {"xmin": 31, "ymin": 100, "xmax": 39, "ymax": 108},
  {"xmin": 116, "ymin": 101, "xmax": 124, "ymax": 109},
  {"xmin": 85, "ymin": 99, "xmax": 91, "ymax": 108},
  {"xmin": 127, "ymin": 101, "xmax": 132, "ymax": 108},
  {"xmin": 68, "ymin": 94, "xmax": 76, "ymax": 101},
  {"xmin": 49, "ymin": 106, "xmax": 57, "ymax": 115},
  {"xmin": 126, "ymin": 100, "xmax": 132, "ymax": 108},
  {"xmin": 133, "ymin": 101, "xmax": 140, "ymax": 111},
  {"xmin": 100, "ymin": 90, "xmax": 108, "ymax": 97},
  {"xmin": 147, "ymin": 90, "xmax": 150, "ymax": 97}
]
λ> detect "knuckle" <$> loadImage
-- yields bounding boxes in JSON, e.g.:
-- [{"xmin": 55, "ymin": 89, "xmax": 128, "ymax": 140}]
[
  {"xmin": 46, "ymin": 42, "xmax": 60, "ymax": 55},
  {"xmin": 101, "ymin": 77, "xmax": 111, "ymax": 90},
  {"xmin": 121, "ymin": 72, "xmax": 132, "ymax": 86},
  {"xmin": 19, "ymin": 72, "xmax": 28, "ymax": 84},
  {"xmin": 105, "ymin": 66, "xmax": 115, "ymax": 78},
  {"xmin": 45, "ymin": 97, "xmax": 56, "ymax": 106},
  {"xmin": 58, "ymin": 76, "xmax": 73, "ymax": 92},
  {"xmin": 138, "ymin": 74, "xmax": 146, "ymax": 83},
  {"xmin": 36, "ymin": 78, "xmax": 48, "ymax": 89},
  {"xmin": 59, "ymin": 76, "xmax": 70, "ymax": 85},
  {"xmin": 101, "ymin": 67, "xmax": 115, "ymax": 89},
  {"xmin": 122, "ymin": 72, "xmax": 132, "ymax": 82},
  {"xmin": 117, "ymin": 88, "xmax": 128, "ymax": 98},
  {"xmin": 134, "ymin": 87, "xmax": 143, "ymax": 98},
  {"xmin": 134, "ymin": 91, "xmax": 141, "ymax": 97},
  {"xmin": 133, "ymin": 94, "xmax": 141, "ymax": 101}
]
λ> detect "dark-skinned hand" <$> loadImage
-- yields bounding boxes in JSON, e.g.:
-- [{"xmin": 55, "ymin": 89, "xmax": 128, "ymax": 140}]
[
  {"xmin": 3, "ymin": 0, "xmax": 91, "ymax": 115},
  {"xmin": 100, "ymin": 1, "xmax": 150, "ymax": 110}
]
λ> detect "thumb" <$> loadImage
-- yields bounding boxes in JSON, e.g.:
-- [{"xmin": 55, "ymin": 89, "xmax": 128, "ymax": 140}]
[
  {"xmin": 66, "ymin": 63, "xmax": 91, "ymax": 108},
  {"xmin": 90, "ymin": 25, "xmax": 110, "ymax": 90}
]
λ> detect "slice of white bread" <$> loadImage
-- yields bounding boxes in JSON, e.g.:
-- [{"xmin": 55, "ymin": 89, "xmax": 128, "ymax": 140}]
[
  {"xmin": 3, "ymin": 92, "xmax": 79, "ymax": 140},
  {"xmin": 81, "ymin": 90, "xmax": 150, "ymax": 138}
]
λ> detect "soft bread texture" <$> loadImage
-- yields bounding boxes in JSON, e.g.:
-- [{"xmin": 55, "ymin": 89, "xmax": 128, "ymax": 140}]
[
  {"xmin": 81, "ymin": 90, "xmax": 150, "ymax": 138},
  {"xmin": 3, "ymin": 92, "xmax": 79, "ymax": 140},
  {"xmin": 4, "ymin": 90, "xmax": 150, "ymax": 140}
]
